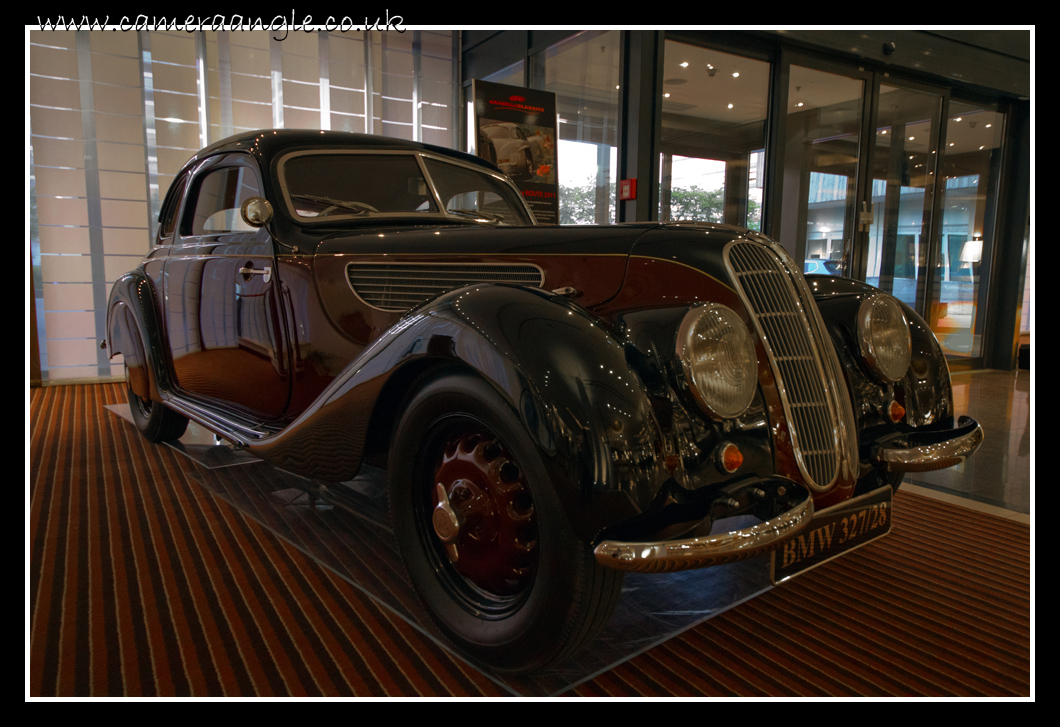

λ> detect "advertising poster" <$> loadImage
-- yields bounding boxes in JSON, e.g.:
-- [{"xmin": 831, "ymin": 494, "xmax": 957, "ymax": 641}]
[{"xmin": 472, "ymin": 80, "xmax": 559, "ymax": 224}]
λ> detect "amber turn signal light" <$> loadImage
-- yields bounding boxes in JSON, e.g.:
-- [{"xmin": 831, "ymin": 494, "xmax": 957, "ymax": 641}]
[
  {"xmin": 718, "ymin": 443, "xmax": 743, "ymax": 474},
  {"xmin": 888, "ymin": 399, "xmax": 905, "ymax": 423}
]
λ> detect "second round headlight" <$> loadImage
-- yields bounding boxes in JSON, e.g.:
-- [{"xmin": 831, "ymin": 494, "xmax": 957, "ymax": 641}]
[
  {"xmin": 676, "ymin": 303, "xmax": 758, "ymax": 419},
  {"xmin": 857, "ymin": 294, "xmax": 912, "ymax": 382}
]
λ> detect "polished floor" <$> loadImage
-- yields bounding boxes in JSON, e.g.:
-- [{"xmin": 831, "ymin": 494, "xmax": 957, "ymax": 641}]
[{"xmin": 902, "ymin": 368, "xmax": 1031, "ymax": 522}]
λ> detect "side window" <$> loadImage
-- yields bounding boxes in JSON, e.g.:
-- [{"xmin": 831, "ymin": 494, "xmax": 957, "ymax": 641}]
[
  {"xmin": 156, "ymin": 174, "xmax": 189, "ymax": 245},
  {"xmin": 183, "ymin": 164, "xmax": 263, "ymax": 235}
]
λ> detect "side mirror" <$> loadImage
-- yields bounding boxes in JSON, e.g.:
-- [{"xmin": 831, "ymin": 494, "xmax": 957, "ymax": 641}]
[{"xmin": 240, "ymin": 196, "xmax": 274, "ymax": 227}]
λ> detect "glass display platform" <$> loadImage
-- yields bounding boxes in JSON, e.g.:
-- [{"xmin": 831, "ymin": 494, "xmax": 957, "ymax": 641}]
[{"xmin": 105, "ymin": 404, "xmax": 775, "ymax": 696}]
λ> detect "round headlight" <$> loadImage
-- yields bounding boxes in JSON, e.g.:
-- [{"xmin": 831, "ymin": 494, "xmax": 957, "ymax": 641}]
[
  {"xmin": 857, "ymin": 294, "xmax": 911, "ymax": 382},
  {"xmin": 676, "ymin": 304, "xmax": 758, "ymax": 419}
]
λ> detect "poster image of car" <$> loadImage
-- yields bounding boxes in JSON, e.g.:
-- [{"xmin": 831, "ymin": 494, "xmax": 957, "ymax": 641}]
[
  {"xmin": 473, "ymin": 79, "xmax": 559, "ymax": 224},
  {"xmin": 478, "ymin": 120, "xmax": 556, "ymax": 184}
]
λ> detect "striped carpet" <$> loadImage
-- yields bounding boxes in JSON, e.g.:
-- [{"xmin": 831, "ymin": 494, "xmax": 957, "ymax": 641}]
[{"xmin": 28, "ymin": 383, "xmax": 1031, "ymax": 697}]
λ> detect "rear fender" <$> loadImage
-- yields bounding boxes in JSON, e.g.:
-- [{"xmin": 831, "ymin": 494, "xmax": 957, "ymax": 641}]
[
  {"xmin": 249, "ymin": 283, "xmax": 669, "ymax": 541},
  {"xmin": 106, "ymin": 271, "xmax": 171, "ymax": 402}
]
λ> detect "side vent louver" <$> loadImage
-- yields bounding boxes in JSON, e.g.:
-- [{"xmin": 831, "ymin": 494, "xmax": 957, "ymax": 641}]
[{"xmin": 346, "ymin": 262, "xmax": 544, "ymax": 312}]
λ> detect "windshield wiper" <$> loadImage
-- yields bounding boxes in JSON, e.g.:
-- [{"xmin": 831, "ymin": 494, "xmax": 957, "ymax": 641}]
[
  {"xmin": 446, "ymin": 208, "xmax": 506, "ymax": 224},
  {"xmin": 291, "ymin": 194, "xmax": 379, "ymax": 215}
]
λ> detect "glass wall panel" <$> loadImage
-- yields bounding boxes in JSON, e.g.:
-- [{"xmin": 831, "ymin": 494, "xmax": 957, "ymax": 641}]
[
  {"xmin": 864, "ymin": 84, "xmax": 942, "ymax": 311},
  {"xmin": 30, "ymin": 30, "xmax": 147, "ymax": 382},
  {"xmin": 659, "ymin": 41, "xmax": 769, "ymax": 230},
  {"xmin": 932, "ymin": 101, "xmax": 1005, "ymax": 358},
  {"xmin": 533, "ymin": 31, "xmax": 621, "ymax": 225},
  {"xmin": 30, "ymin": 28, "xmax": 460, "ymax": 384},
  {"xmin": 780, "ymin": 65, "xmax": 865, "ymax": 274}
]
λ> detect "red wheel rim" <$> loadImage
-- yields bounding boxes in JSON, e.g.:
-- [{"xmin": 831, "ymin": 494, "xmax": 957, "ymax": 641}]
[{"xmin": 430, "ymin": 430, "xmax": 538, "ymax": 597}]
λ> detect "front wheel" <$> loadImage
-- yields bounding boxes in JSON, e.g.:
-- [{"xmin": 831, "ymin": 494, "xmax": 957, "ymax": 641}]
[{"xmin": 388, "ymin": 372, "xmax": 623, "ymax": 674}]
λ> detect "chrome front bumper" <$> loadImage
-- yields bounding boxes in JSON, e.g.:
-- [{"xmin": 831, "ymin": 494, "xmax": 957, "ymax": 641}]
[
  {"xmin": 871, "ymin": 415, "xmax": 984, "ymax": 473},
  {"xmin": 593, "ymin": 494, "xmax": 815, "ymax": 573}
]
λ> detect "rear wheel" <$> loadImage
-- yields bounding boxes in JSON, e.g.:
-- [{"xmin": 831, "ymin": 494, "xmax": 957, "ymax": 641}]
[
  {"xmin": 126, "ymin": 366, "xmax": 188, "ymax": 443},
  {"xmin": 388, "ymin": 372, "xmax": 623, "ymax": 674}
]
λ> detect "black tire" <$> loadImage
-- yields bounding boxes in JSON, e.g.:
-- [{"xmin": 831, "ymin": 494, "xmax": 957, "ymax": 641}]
[
  {"xmin": 126, "ymin": 367, "xmax": 189, "ymax": 443},
  {"xmin": 388, "ymin": 372, "xmax": 623, "ymax": 674}
]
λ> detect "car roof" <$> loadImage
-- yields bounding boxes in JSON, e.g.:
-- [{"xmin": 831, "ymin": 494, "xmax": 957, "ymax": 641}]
[{"xmin": 183, "ymin": 128, "xmax": 499, "ymax": 175}]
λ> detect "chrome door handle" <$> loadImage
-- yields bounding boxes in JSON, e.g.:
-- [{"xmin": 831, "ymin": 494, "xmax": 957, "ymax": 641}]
[{"xmin": 239, "ymin": 265, "xmax": 272, "ymax": 283}]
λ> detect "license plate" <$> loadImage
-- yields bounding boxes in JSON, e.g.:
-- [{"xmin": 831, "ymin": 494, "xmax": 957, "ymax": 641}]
[{"xmin": 771, "ymin": 485, "xmax": 893, "ymax": 584}]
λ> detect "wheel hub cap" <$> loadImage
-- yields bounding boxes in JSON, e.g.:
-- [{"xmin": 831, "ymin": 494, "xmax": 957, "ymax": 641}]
[{"xmin": 432, "ymin": 431, "xmax": 538, "ymax": 596}]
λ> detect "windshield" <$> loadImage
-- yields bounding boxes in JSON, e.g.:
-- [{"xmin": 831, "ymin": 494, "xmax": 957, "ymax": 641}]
[
  {"xmin": 280, "ymin": 151, "xmax": 532, "ymax": 225},
  {"xmin": 422, "ymin": 157, "xmax": 532, "ymax": 225}
]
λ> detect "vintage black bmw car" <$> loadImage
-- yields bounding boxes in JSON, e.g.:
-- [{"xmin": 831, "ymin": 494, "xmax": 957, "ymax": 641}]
[{"xmin": 106, "ymin": 129, "xmax": 983, "ymax": 674}]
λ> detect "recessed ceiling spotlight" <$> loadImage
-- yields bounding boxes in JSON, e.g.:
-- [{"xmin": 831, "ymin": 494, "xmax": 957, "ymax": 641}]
[
  {"xmin": 732, "ymin": 72, "xmax": 739, "ymax": 78},
  {"xmin": 728, "ymin": 103, "xmax": 734, "ymax": 108},
  {"xmin": 680, "ymin": 62, "xmax": 689, "ymax": 68}
]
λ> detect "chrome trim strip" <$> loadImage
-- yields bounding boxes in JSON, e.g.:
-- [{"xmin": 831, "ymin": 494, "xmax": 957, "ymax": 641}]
[
  {"xmin": 593, "ymin": 496, "xmax": 814, "ymax": 573},
  {"xmin": 164, "ymin": 396, "xmax": 274, "ymax": 448},
  {"xmin": 774, "ymin": 238, "xmax": 860, "ymax": 485},
  {"xmin": 872, "ymin": 416, "xmax": 984, "ymax": 472},
  {"xmin": 724, "ymin": 236, "xmax": 859, "ymax": 491},
  {"xmin": 725, "ymin": 239, "xmax": 837, "ymax": 490}
]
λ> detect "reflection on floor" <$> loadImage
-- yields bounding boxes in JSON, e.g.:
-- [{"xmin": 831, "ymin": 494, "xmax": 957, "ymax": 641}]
[
  {"xmin": 104, "ymin": 402, "xmax": 779, "ymax": 696},
  {"xmin": 102, "ymin": 366, "xmax": 1031, "ymax": 694},
  {"xmin": 902, "ymin": 368, "xmax": 1031, "ymax": 523}
]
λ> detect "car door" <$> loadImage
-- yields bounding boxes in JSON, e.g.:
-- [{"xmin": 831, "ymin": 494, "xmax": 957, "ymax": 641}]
[{"xmin": 164, "ymin": 153, "xmax": 291, "ymax": 421}]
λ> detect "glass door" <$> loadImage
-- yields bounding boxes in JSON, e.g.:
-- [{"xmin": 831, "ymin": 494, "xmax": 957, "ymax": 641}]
[
  {"xmin": 864, "ymin": 83, "xmax": 944, "ymax": 314},
  {"xmin": 657, "ymin": 41, "xmax": 771, "ymax": 230},
  {"xmin": 776, "ymin": 58, "xmax": 1008, "ymax": 365},
  {"xmin": 930, "ymin": 100, "xmax": 1006, "ymax": 360},
  {"xmin": 777, "ymin": 63, "xmax": 870, "ymax": 276}
]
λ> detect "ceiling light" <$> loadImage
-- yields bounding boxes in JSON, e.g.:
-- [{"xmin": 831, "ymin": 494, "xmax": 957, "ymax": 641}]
[
  {"xmin": 985, "ymin": 123, "xmax": 992, "ymax": 128},
  {"xmin": 796, "ymin": 102, "xmax": 804, "ymax": 107},
  {"xmin": 727, "ymin": 103, "xmax": 733, "ymax": 108},
  {"xmin": 908, "ymin": 136, "xmax": 914, "ymax": 140},
  {"xmin": 664, "ymin": 93, "xmax": 670, "ymax": 98},
  {"xmin": 680, "ymin": 62, "xmax": 689, "ymax": 68},
  {"xmin": 732, "ymin": 72, "xmax": 739, "ymax": 78}
]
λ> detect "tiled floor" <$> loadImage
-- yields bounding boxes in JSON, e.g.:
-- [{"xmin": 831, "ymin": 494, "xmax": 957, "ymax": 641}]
[{"xmin": 902, "ymin": 368, "xmax": 1031, "ymax": 524}]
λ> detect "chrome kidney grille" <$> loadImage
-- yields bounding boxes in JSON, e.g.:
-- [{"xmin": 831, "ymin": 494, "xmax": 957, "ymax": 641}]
[
  {"xmin": 725, "ymin": 238, "xmax": 857, "ymax": 491},
  {"xmin": 346, "ymin": 262, "xmax": 544, "ymax": 312}
]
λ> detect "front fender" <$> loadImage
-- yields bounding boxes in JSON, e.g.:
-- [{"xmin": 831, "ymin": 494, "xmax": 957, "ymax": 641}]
[
  {"xmin": 106, "ymin": 271, "xmax": 171, "ymax": 401},
  {"xmin": 808, "ymin": 275, "xmax": 954, "ymax": 435},
  {"xmin": 249, "ymin": 283, "xmax": 668, "ymax": 541}
]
